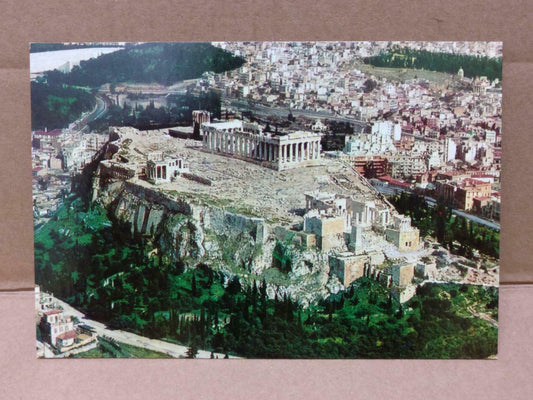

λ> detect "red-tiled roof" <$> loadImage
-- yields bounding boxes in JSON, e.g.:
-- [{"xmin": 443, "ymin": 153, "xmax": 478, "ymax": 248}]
[
  {"xmin": 56, "ymin": 330, "xmax": 77, "ymax": 340},
  {"xmin": 378, "ymin": 175, "xmax": 411, "ymax": 188},
  {"xmin": 461, "ymin": 178, "xmax": 491, "ymax": 187},
  {"xmin": 43, "ymin": 310, "xmax": 62, "ymax": 316}
]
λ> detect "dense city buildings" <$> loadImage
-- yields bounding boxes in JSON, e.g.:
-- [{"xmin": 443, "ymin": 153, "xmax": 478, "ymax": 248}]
[
  {"xmin": 188, "ymin": 42, "xmax": 501, "ymax": 220},
  {"xmin": 32, "ymin": 42, "xmax": 500, "ymax": 359}
]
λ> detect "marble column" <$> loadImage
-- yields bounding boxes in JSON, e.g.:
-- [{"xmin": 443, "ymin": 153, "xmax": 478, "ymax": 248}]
[{"xmin": 289, "ymin": 142, "xmax": 293, "ymax": 162}]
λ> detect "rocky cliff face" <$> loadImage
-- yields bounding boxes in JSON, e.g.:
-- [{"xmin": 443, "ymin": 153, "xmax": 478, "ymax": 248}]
[{"xmin": 93, "ymin": 177, "xmax": 338, "ymax": 306}]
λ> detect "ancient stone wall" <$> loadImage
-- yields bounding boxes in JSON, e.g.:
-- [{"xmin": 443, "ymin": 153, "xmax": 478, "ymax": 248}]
[
  {"xmin": 329, "ymin": 253, "xmax": 369, "ymax": 286},
  {"xmin": 385, "ymin": 227, "xmax": 420, "ymax": 252},
  {"xmin": 392, "ymin": 263, "xmax": 415, "ymax": 287}
]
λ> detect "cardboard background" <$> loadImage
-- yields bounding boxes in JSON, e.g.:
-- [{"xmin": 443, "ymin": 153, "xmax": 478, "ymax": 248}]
[
  {"xmin": 1, "ymin": 1, "xmax": 531, "ymax": 289},
  {"xmin": 1, "ymin": 1, "xmax": 531, "ymax": 398},
  {"xmin": 2, "ymin": 286, "xmax": 532, "ymax": 399}
]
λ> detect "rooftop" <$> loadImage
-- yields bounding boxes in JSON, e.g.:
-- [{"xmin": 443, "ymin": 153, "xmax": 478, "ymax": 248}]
[
  {"xmin": 56, "ymin": 330, "xmax": 77, "ymax": 340},
  {"xmin": 43, "ymin": 309, "xmax": 62, "ymax": 316}
]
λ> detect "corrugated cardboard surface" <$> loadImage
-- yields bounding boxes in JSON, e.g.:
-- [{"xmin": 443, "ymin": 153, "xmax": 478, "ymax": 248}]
[
  {"xmin": 1, "ymin": 1, "xmax": 531, "ymax": 397},
  {"xmin": 1, "ymin": 1, "xmax": 531, "ymax": 289},
  {"xmin": 2, "ymin": 286, "xmax": 533, "ymax": 399}
]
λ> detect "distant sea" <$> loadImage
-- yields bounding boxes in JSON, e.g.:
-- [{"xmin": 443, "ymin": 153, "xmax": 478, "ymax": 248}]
[{"xmin": 30, "ymin": 47, "xmax": 123, "ymax": 74}]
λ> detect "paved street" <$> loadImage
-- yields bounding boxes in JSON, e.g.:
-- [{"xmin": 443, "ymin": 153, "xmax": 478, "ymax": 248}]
[
  {"xmin": 424, "ymin": 197, "xmax": 500, "ymax": 231},
  {"xmin": 53, "ymin": 297, "xmax": 237, "ymax": 359},
  {"xmin": 69, "ymin": 93, "xmax": 109, "ymax": 133},
  {"xmin": 452, "ymin": 209, "xmax": 500, "ymax": 231}
]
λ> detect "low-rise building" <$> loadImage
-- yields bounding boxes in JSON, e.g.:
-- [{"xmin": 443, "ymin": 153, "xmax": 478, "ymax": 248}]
[
  {"xmin": 146, "ymin": 152, "xmax": 189, "ymax": 184},
  {"xmin": 39, "ymin": 309, "xmax": 76, "ymax": 349},
  {"xmin": 454, "ymin": 178, "xmax": 492, "ymax": 211},
  {"xmin": 385, "ymin": 214, "xmax": 420, "ymax": 252},
  {"xmin": 303, "ymin": 210, "xmax": 346, "ymax": 251},
  {"xmin": 329, "ymin": 252, "xmax": 370, "ymax": 286},
  {"xmin": 473, "ymin": 196, "xmax": 501, "ymax": 221}
]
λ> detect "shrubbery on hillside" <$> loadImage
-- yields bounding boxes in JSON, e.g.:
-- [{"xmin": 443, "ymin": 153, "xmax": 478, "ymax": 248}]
[{"xmin": 44, "ymin": 42, "xmax": 246, "ymax": 87}]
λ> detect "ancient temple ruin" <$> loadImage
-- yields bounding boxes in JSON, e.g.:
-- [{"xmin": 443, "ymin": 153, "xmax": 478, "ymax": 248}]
[{"xmin": 201, "ymin": 120, "xmax": 322, "ymax": 170}]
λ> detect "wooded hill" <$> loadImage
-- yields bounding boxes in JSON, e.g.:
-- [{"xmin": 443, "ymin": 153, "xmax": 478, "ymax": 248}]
[
  {"xmin": 31, "ymin": 81, "xmax": 95, "ymax": 130},
  {"xmin": 43, "ymin": 42, "xmax": 246, "ymax": 87},
  {"xmin": 364, "ymin": 48, "xmax": 502, "ymax": 81},
  {"xmin": 34, "ymin": 196, "xmax": 498, "ymax": 359},
  {"xmin": 31, "ymin": 43, "xmax": 245, "ymax": 130}
]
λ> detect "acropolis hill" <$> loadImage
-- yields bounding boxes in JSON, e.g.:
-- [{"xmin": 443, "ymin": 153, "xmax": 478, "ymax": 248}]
[
  {"xmin": 92, "ymin": 124, "xmax": 497, "ymax": 305},
  {"xmin": 103, "ymin": 126, "xmax": 377, "ymax": 224}
]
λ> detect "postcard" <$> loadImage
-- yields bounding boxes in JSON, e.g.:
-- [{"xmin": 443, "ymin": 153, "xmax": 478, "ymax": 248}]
[{"xmin": 32, "ymin": 41, "xmax": 500, "ymax": 358}]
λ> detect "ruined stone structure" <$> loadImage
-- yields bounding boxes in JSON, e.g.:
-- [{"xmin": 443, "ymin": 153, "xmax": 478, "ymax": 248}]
[
  {"xmin": 349, "ymin": 224, "xmax": 364, "ymax": 255},
  {"xmin": 305, "ymin": 192, "xmax": 347, "ymax": 214},
  {"xmin": 350, "ymin": 199, "xmax": 391, "ymax": 229},
  {"xmin": 303, "ymin": 210, "xmax": 346, "ymax": 251},
  {"xmin": 385, "ymin": 214, "xmax": 420, "ymax": 252},
  {"xmin": 193, "ymin": 110, "xmax": 211, "ymax": 126},
  {"xmin": 302, "ymin": 191, "xmax": 421, "ymax": 255},
  {"xmin": 274, "ymin": 225, "xmax": 317, "ymax": 249},
  {"xmin": 391, "ymin": 285, "xmax": 417, "ymax": 303},
  {"xmin": 415, "ymin": 260, "xmax": 438, "ymax": 280},
  {"xmin": 99, "ymin": 160, "xmax": 136, "ymax": 181},
  {"xmin": 192, "ymin": 110, "xmax": 211, "ymax": 139},
  {"xmin": 146, "ymin": 151, "xmax": 189, "ymax": 184},
  {"xmin": 390, "ymin": 262, "xmax": 415, "ymax": 287},
  {"xmin": 329, "ymin": 252, "xmax": 370, "ymax": 286},
  {"xmin": 201, "ymin": 120, "xmax": 322, "ymax": 170}
]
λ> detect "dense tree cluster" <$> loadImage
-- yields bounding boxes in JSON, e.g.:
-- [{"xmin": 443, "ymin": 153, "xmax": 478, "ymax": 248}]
[
  {"xmin": 88, "ymin": 91, "xmax": 222, "ymax": 132},
  {"xmin": 32, "ymin": 43, "xmax": 241, "ymax": 131},
  {"xmin": 364, "ymin": 48, "xmax": 502, "ymax": 81},
  {"xmin": 31, "ymin": 81, "xmax": 95, "ymax": 130},
  {"xmin": 44, "ymin": 42, "xmax": 246, "ymax": 87},
  {"xmin": 320, "ymin": 120, "xmax": 354, "ymax": 151},
  {"xmin": 34, "ymin": 195, "xmax": 498, "ymax": 359},
  {"xmin": 390, "ymin": 192, "xmax": 499, "ymax": 258}
]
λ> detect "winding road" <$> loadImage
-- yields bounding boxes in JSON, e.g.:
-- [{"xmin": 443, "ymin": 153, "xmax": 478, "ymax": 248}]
[
  {"xmin": 69, "ymin": 92, "xmax": 110, "ymax": 133},
  {"xmin": 53, "ymin": 297, "xmax": 237, "ymax": 359},
  {"xmin": 424, "ymin": 196, "xmax": 500, "ymax": 231}
]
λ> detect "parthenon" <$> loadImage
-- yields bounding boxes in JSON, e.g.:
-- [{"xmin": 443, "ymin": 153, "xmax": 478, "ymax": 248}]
[{"xmin": 201, "ymin": 120, "xmax": 322, "ymax": 170}]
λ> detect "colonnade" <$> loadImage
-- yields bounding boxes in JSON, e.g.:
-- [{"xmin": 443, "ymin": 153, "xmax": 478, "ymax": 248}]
[
  {"xmin": 147, "ymin": 164, "xmax": 167, "ymax": 181},
  {"xmin": 353, "ymin": 206, "xmax": 390, "ymax": 227},
  {"xmin": 203, "ymin": 128, "xmax": 321, "ymax": 168}
]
